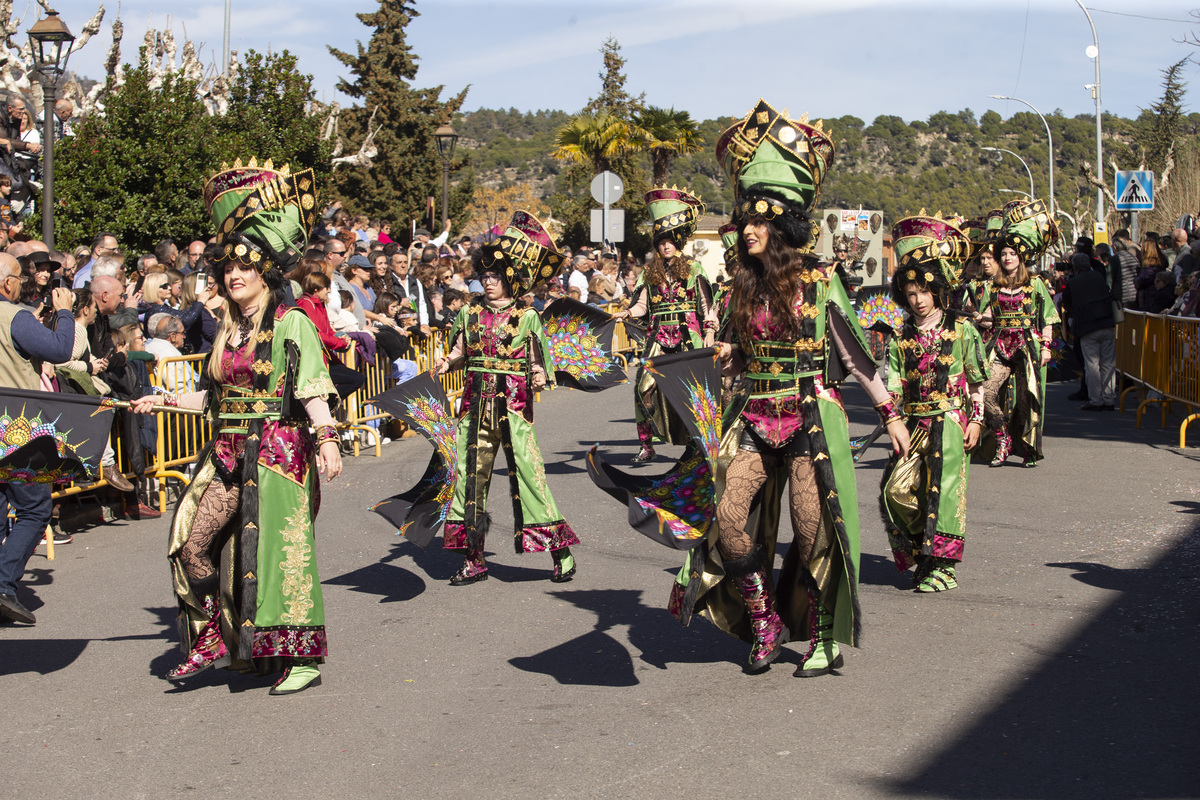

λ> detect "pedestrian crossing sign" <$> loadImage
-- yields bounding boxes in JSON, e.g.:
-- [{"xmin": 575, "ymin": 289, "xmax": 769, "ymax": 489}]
[{"xmin": 1115, "ymin": 170, "xmax": 1154, "ymax": 211}]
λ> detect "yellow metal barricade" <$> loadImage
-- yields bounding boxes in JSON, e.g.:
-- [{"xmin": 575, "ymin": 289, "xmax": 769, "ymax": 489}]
[
  {"xmin": 149, "ymin": 354, "xmax": 210, "ymax": 510},
  {"xmin": 52, "ymin": 326, "xmax": 475, "ymax": 517},
  {"xmin": 1135, "ymin": 314, "xmax": 1173, "ymax": 429},
  {"xmin": 1115, "ymin": 311, "xmax": 1147, "ymax": 411}
]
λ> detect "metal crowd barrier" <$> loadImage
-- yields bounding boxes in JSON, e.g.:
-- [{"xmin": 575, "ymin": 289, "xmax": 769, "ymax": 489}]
[
  {"xmin": 1114, "ymin": 310, "xmax": 1200, "ymax": 446},
  {"xmin": 51, "ymin": 328, "xmax": 464, "ymax": 515}
]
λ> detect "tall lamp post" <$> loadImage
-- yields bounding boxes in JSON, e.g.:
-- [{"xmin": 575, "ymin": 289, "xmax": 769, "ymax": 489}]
[
  {"xmin": 989, "ymin": 94, "xmax": 1054, "ymax": 220},
  {"xmin": 28, "ymin": 9, "xmax": 75, "ymax": 251},
  {"xmin": 434, "ymin": 122, "xmax": 458, "ymax": 231},
  {"xmin": 982, "ymin": 146, "xmax": 1035, "ymax": 202},
  {"xmin": 1076, "ymin": 0, "xmax": 1104, "ymax": 225}
]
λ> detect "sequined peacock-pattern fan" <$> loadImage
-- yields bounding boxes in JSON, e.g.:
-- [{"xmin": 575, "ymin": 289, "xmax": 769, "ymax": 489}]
[
  {"xmin": 587, "ymin": 348, "xmax": 724, "ymax": 550},
  {"xmin": 540, "ymin": 297, "xmax": 625, "ymax": 391},
  {"xmin": 368, "ymin": 373, "xmax": 459, "ymax": 548},
  {"xmin": 0, "ymin": 389, "xmax": 115, "ymax": 484}
]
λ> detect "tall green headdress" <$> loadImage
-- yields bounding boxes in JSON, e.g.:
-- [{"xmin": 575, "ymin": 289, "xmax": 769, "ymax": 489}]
[
  {"xmin": 475, "ymin": 211, "xmax": 565, "ymax": 295},
  {"xmin": 715, "ymin": 98, "xmax": 834, "ymax": 248},
  {"xmin": 203, "ymin": 157, "xmax": 318, "ymax": 273},
  {"xmin": 890, "ymin": 213, "xmax": 972, "ymax": 305},
  {"xmin": 959, "ymin": 217, "xmax": 990, "ymax": 261},
  {"xmin": 996, "ymin": 198, "xmax": 1059, "ymax": 263},
  {"xmin": 718, "ymin": 221, "xmax": 739, "ymax": 270},
  {"xmin": 646, "ymin": 186, "xmax": 705, "ymax": 246}
]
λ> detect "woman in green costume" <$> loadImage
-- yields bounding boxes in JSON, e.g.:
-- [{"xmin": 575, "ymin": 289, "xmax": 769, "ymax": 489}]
[
  {"xmin": 434, "ymin": 211, "xmax": 579, "ymax": 586},
  {"xmin": 133, "ymin": 159, "xmax": 340, "ymax": 695},
  {"xmin": 613, "ymin": 188, "xmax": 716, "ymax": 462},
  {"xmin": 880, "ymin": 215, "xmax": 988, "ymax": 593},
  {"xmin": 977, "ymin": 199, "xmax": 1060, "ymax": 467},
  {"xmin": 670, "ymin": 100, "xmax": 909, "ymax": 677}
]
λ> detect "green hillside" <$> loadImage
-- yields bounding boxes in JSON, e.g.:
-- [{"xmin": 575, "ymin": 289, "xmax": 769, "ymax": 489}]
[{"xmin": 455, "ymin": 104, "xmax": 1200, "ymax": 233}]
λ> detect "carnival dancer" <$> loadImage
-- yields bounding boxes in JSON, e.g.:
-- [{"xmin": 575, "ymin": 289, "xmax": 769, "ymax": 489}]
[
  {"xmin": 131, "ymin": 159, "xmax": 339, "ymax": 695},
  {"xmin": 433, "ymin": 211, "xmax": 579, "ymax": 585},
  {"xmin": 955, "ymin": 213, "xmax": 1001, "ymax": 317},
  {"xmin": 678, "ymin": 100, "xmax": 908, "ymax": 676},
  {"xmin": 977, "ymin": 199, "xmax": 1059, "ymax": 467},
  {"xmin": 614, "ymin": 187, "xmax": 716, "ymax": 462},
  {"xmin": 880, "ymin": 216, "xmax": 988, "ymax": 593}
]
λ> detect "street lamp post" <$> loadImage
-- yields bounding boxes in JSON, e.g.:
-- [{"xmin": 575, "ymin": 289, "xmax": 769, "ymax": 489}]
[
  {"xmin": 434, "ymin": 122, "xmax": 458, "ymax": 231},
  {"xmin": 982, "ymin": 146, "xmax": 1035, "ymax": 202},
  {"xmin": 998, "ymin": 188, "xmax": 1033, "ymax": 200},
  {"xmin": 989, "ymin": 94, "xmax": 1054, "ymax": 220},
  {"xmin": 1076, "ymin": 0, "xmax": 1104, "ymax": 225},
  {"xmin": 27, "ymin": 9, "xmax": 75, "ymax": 251}
]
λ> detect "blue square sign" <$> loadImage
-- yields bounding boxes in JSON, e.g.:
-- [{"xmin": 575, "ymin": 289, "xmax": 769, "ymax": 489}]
[{"xmin": 1115, "ymin": 170, "xmax": 1154, "ymax": 211}]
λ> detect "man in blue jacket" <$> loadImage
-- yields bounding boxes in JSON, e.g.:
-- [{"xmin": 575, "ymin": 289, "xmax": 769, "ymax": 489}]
[{"xmin": 0, "ymin": 253, "xmax": 74, "ymax": 624}]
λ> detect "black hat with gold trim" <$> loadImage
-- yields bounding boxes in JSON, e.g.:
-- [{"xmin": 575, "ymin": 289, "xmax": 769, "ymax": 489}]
[
  {"xmin": 646, "ymin": 186, "xmax": 705, "ymax": 247},
  {"xmin": 716, "ymin": 98, "xmax": 834, "ymax": 249},
  {"xmin": 474, "ymin": 211, "xmax": 564, "ymax": 295},
  {"xmin": 203, "ymin": 157, "xmax": 318, "ymax": 273}
]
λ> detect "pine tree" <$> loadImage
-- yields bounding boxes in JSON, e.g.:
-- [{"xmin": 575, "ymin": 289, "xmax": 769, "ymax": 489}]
[
  {"xmin": 1135, "ymin": 58, "xmax": 1188, "ymax": 175},
  {"xmin": 552, "ymin": 37, "xmax": 650, "ymax": 252},
  {"xmin": 328, "ymin": 0, "xmax": 470, "ymax": 238},
  {"xmin": 582, "ymin": 37, "xmax": 645, "ymax": 119}
]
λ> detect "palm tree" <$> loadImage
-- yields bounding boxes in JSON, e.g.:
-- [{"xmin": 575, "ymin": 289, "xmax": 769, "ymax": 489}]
[
  {"xmin": 551, "ymin": 112, "xmax": 638, "ymax": 174},
  {"xmin": 633, "ymin": 106, "xmax": 703, "ymax": 186}
]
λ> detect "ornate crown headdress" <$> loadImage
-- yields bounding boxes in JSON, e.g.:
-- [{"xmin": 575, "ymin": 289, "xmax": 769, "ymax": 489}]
[{"xmin": 203, "ymin": 157, "xmax": 318, "ymax": 272}]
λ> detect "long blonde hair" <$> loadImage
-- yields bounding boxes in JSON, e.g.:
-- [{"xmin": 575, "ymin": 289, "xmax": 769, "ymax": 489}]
[
  {"xmin": 142, "ymin": 273, "xmax": 169, "ymax": 304},
  {"xmin": 207, "ymin": 281, "xmax": 271, "ymax": 382}
]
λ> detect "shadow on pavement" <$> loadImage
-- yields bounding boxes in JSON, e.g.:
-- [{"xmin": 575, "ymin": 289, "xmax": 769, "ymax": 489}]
[
  {"xmin": 389, "ymin": 539, "xmax": 557, "ymax": 584},
  {"xmin": 508, "ymin": 588, "xmax": 743, "ymax": 686},
  {"xmin": 859, "ymin": 552, "xmax": 909, "ymax": 589},
  {"xmin": 324, "ymin": 556, "xmax": 428, "ymax": 603},
  {"xmin": 0, "ymin": 638, "xmax": 88, "ymax": 675},
  {"xmin": 883, "ymin": 523, "xmax": 1200, "ymax": 799}
]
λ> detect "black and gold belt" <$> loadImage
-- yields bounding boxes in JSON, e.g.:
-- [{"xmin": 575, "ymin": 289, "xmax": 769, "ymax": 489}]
[
  {"xmin": 744, "ymin": 339, "xmax": 825, "ymax": 396},
  {"xmin": 994, "ymin": 313, "xmax": 1036, "ymax": 329},
  {"xmin": 467, "ymin": 356, "xmax": 527, "ymax": 375},
  {"xmin": 904, "ymin": 394, "xmax": 966, "ymax": 417}
]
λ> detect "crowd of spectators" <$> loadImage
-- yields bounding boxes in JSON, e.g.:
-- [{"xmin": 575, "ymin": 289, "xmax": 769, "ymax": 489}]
[{"xmin": 0, "ymin": 189, "xmax": 665, "ymax": 545}]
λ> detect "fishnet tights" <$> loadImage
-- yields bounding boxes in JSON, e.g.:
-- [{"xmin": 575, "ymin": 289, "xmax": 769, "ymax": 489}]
[
  {"xmin": 179, "ymin": 479, "xmax": 241, "ymax": 585},
  {"xmin": 982, "ymin": 360, "xmax": 1012, "ymax": 430},
  {"xmin": 716, "ymin": 448, "xmax": 820, "ymax": 567}
]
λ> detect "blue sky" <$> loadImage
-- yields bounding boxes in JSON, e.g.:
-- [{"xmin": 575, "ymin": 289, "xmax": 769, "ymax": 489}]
[{"xmin": 42, "ymin": 1, "xmax": 1200, "ymax": 124}]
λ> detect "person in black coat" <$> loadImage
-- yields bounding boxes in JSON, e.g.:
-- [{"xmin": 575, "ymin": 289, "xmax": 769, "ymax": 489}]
[
  {"xmin": 1149, "ymin": 271, "xmax": 1177, "ymax": 314},
  {"xmin": 1062, "ymin": 255, "xmax": 1117, "ymax": 410}
]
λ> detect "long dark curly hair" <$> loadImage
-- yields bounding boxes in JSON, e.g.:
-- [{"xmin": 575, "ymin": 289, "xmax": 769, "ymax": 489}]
[
  {"xmin": 643, "ymin": 250, "xmax": 691, "ymax": 287},
  {"xmin": 728, "ymin": 212, "xmax": 815, "ymax": 345}
]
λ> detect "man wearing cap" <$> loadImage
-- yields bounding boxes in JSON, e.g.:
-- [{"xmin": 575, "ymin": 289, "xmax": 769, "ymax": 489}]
[{"xmin": 407, "ymin": 220, "xmax": 452, "ymax": 260}]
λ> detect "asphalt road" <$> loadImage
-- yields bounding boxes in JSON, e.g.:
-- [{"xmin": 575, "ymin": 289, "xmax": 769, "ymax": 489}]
[{"xmin": 2, "ymin": 374, "xmax": 1197, "ymax": 800}]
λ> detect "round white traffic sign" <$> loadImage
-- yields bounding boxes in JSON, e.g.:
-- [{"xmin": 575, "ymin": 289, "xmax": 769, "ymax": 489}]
[{"xmin": 590, "ymin": 171, "xmax": 623, "ymax": 205}]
